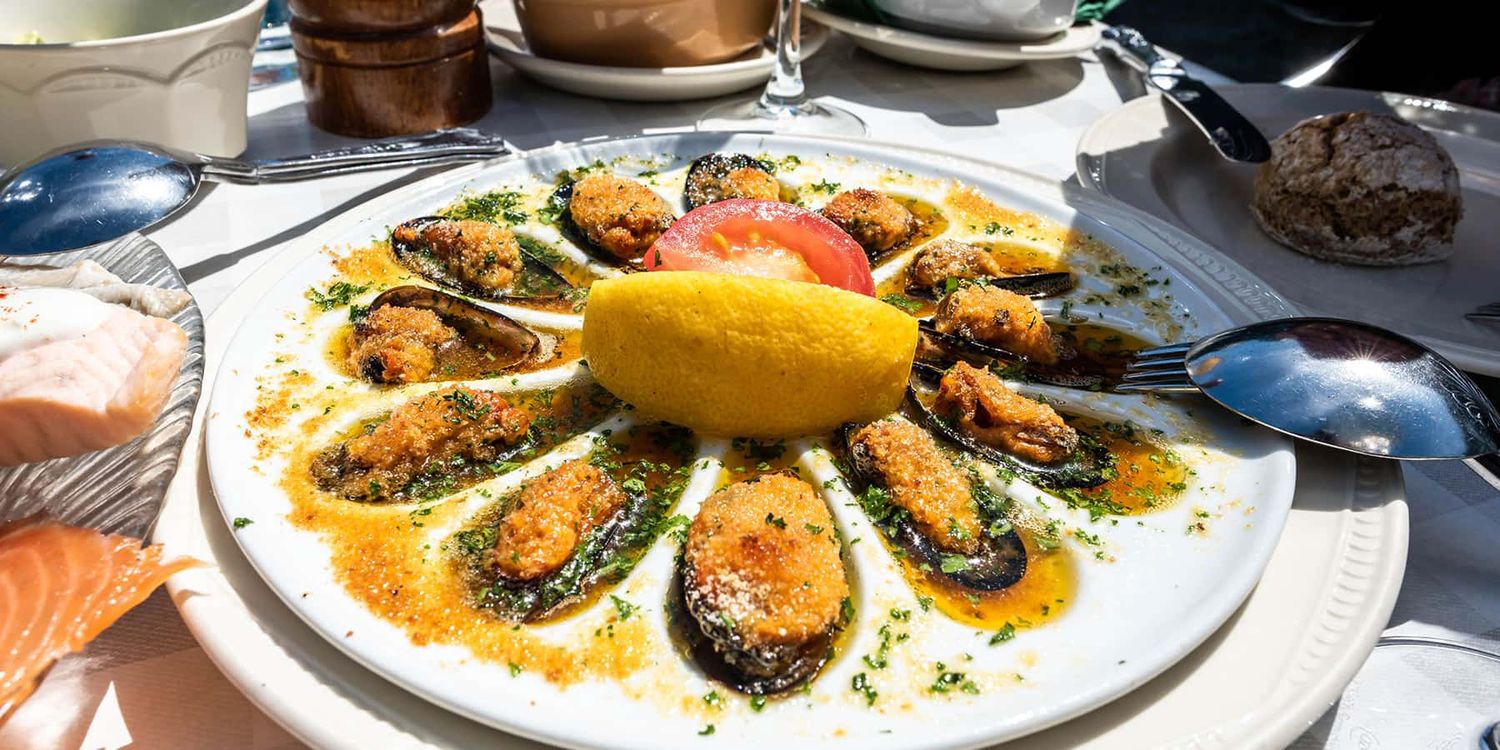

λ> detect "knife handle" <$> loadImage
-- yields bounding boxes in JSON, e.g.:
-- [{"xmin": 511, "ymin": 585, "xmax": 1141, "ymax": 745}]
[{"xmin": 1100, "ymin": 25, "xmax": 1172, "ymax": 74}]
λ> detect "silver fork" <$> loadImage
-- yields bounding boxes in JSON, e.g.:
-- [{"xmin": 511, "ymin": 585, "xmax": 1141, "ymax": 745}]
[
  {"xmin": 1467, "ymin": 302, "xmax": 1500, "ymax": 321},
  {"xmin": 1117, "ymin": 342, "xmax": 1201, "ymax": 394}
]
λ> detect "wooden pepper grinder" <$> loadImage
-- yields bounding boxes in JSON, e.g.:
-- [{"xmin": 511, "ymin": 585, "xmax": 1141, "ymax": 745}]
[{"xmin": 288, "ymin": 0, "xmax": 493, "ymax": 138}]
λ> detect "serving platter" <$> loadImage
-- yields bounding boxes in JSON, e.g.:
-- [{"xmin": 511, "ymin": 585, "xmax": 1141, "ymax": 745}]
[
  {"xmin": 160, "ymin": 134, "xmax": 1406, "ymax": 750},
  {"xmin": 195, "ymin": 132, "xmax": 1308, "ymax": 749},
  {"xmin": 1077, "ymin": 83, "xmax": 1500, "ymax": 376}
]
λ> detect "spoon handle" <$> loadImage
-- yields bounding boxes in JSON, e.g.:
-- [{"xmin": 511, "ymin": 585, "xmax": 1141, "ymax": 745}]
[{"xmin": 199, "ymin": 129, "xmax": 510, "ymax": 184}]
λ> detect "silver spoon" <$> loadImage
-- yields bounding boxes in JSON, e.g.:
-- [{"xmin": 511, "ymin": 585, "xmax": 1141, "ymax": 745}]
[
  {"xmin": 1122, "ymin": 317, "xmax": 1500, "ymax": 460},
  {"xmin": 0, "ymin": 129, "xmax": 510, "ymax": 256}
]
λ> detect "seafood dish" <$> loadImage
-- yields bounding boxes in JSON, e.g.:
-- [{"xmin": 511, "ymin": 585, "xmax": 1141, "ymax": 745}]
[
  {"xmin": 207, "ymin": 135, "xmax": 1295, "ymax": 748},
  {"xmin": 0, "ymin": 260, "xmax": 191, "ymax": 466}
]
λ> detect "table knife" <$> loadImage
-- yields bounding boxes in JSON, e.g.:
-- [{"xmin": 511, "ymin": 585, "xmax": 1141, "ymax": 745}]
[{"xmin": 1100, "ymin": 26, "xmax": 1273, "ymax": 163}]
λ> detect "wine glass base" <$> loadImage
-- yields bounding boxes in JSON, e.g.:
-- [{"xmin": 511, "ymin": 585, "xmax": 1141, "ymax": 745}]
[{"xmin": 697, "ymin": 98, "xmax": 866, "ymax": 137}]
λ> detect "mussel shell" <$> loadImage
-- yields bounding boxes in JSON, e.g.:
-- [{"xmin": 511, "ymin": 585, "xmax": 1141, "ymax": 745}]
[
  {"xmin": 480, "ymin": 484, "xmax": 654, "ymax": 622},
  {"xmin": 838, "ymin": 423, "xmax": 1029, "ymax": 591},
  {"xmin": 389, "ymin": 217, "xmax": 574, "ymax": 302},
  {"xmin": 359, "ymin": 285, "xmax": 549, "ymax": 379},
  {"xmin": 547, "ymin": 181, "xmax": 645, "ymax": 271},
  {"xmin": 682, "ymin": 153, "xmax": 777, "ymax": 211},
  {"xmin": 907, "ymin": 361, "xmax": 1115, "ymax": 489},
  {"xmin": 676, "ymin": 560, "xmax": 836, "ymax": 695},
  {"xmin": 917, "ymin": 319, "xmax": 1108, "ymax": 390},
  {"xmin": 906, "ymin": 271, "xmax": 1076, "ymax": 301}
]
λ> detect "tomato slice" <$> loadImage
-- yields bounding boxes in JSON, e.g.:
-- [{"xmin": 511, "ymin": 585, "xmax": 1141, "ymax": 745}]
[{"xmin": 644, "ymin": 199, "xmax": 875, "ymax": 295}]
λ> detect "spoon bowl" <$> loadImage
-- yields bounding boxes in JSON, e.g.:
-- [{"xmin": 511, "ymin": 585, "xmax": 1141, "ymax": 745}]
[
  {"xmin": 1185, "ymin": 317, "xmax": 1500, "ymax": 460},
  {"xmin": 0, "ymin": 129, "xmax": 511, "ymax": 255},
  {"xmin": 0, "ymin": 143, "xmax": 201, "ymax": 255}
]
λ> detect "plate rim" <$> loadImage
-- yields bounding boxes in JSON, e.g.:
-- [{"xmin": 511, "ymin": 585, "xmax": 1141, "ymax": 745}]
[
  {"xmin": 1075, "ymin": 83, "xmax": 1500, "ymax": 376},
  {"xmin": 204, "ymin": 132, "xmax": 1313, "ymax": 749},
  {"xmin": 161, "ymin": 134, "xmax": 1406, "ymax": 750}
]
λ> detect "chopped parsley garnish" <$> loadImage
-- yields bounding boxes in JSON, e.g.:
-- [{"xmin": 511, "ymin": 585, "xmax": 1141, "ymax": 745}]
[
  {"xmin": 442, "ymin": 389, "xmax": 491, "ymax": 421},
  {"xmin": 939, "ymin": 554, "xmax": 969, "ymax": 573},
  {"xmin": 930, "ymin": 670, "xmax": 980, "ymax": 695},
  {"xmin": 610, "ymin": 595, "xmax": 639, "ymax": 621},
  {"xmin": 307, "ymin": 281, "xmax": 369, "ymax": 310},
  {"xmin": 698, "ymin": 724, "xmax": 716, "ymax": 736},
  {"xmin": 764, "ymin": 513, "xmax": 787, "ymax": 529},
  {"xmin": 749, "ymin": 695, "xmax": 767, "ymax": 712},
  {"xmin": 879, "ymin": 293, "xmax": 923, "ymax": 313},
  {"xmin": 851, "ymin": 672, "xmax": 878, "ymax": 706},
  {"xmin": 446, "ymin": 189, "xmax": 529, "ymax": 225},
  {"xmin": 232, "ymin": 517, "xmax": 253, "ymax": 529},
  {"xmin": 989, "ymin": 622, "xmax": 1017, "ymax": 645}
]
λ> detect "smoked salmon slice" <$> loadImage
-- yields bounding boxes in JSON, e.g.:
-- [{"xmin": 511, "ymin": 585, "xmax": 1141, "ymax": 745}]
[
  {"xmin": 0, "ymin": 287, "xmax": 188, "ymax": 466},
  {"xmin": 0, "ymin": 518, "xmax": 201, "ymax": 721}
]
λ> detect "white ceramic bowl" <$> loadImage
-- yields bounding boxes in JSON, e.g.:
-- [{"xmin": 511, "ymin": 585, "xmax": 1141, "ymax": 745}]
[
  {"xmin": 871, "ymin": 0, "xmax": 1079, "ymax": 41},
  {"xmin": 0, "ymin": 0, "xmax": 267, "ymax": 167}
]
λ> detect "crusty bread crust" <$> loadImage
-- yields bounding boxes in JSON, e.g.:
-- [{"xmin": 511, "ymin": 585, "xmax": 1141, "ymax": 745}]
[{"xmin": 1251, "ymin": 111, "xmax": 1463, "ymax": 266}]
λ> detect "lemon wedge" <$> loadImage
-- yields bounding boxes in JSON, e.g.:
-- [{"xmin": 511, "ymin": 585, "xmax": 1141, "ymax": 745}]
[{"xmin": 582, "ymin": 272, "xmax": 918, "ymax": 438}]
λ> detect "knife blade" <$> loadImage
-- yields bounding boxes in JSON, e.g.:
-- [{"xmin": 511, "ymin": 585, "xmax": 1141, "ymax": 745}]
[{"xmin": 1100, "ymin": 26, "xmax": 1273, "ymax": 163}]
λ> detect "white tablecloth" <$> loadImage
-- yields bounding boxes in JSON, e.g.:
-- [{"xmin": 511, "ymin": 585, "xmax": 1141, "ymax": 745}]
[{"xmin": 3, "ymin": 36, "xmax": 1497, "ymax": 750}]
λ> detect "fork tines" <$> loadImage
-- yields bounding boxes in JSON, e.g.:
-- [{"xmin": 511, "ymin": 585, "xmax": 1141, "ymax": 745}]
[{"xmin": 1120, "ymin": 342, "xmax": 1198, "ymax": 394}]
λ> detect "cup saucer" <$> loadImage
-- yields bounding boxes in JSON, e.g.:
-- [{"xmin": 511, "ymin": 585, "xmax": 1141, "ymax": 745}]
[
  {"xmin": 480, "ymin": 0, "xmax": 829, "ymax": 102},
  {"xmin": 803, "ymin": 4, "xmax": 1099, "ymax": 72}
]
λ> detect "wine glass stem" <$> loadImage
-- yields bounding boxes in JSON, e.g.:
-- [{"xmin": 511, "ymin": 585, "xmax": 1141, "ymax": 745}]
[{"xmin": 760, "ymin": 0, "xmax": 806, "ymax": 112}]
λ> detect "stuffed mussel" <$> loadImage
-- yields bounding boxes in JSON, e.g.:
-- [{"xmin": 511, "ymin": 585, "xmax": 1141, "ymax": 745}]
[
  {"xmin": 905, "ymin": 239, "xmax": 1075, "ymax": 300},
  {"xmin": 918, "ymin": 284, "xmax": 1140, "ymax": 389},
  {"xmin": 682, "ymin": 153, "xmax": 782, "ymax": 210},
  {"xmin": 841, "ymin": 419, "xmax": 1026, "ymax": 591},
  {"xmin": 907, "ymin": 361, "xmax": 1115, "ymax": 490},
  {"xmin": 548, "ymin": 174, "xmax": 675, "ymax": 269},
  {"xmin": 311, "ymin": 386, "xmax": 534, "ymax": 502},
  {"xmin": 678, "ymin": 473, "xmax": 850, "ymax": 694},
  {"xmin": 347, "ymin": 286, "xmax": 553, "ymax": 384},
  {"xmin": 390, "ymin": 217, "xmax": 574, "ymax": 302},
  {"xmin": 819, "ymin": 188, "xmax": 921, "ymax": 260},
  {"xmin": 458, "ymin": 425, "xmax": 696, "ymax": 622}
]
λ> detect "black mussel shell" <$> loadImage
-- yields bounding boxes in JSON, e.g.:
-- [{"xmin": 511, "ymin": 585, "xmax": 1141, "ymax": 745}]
[
  {"xmin": 389, "ymin": 216, "xmax": 574, "ymax": 302},
  {"xmin": 547, "ymin": 181, "xmax": 645, "ymax": 271},
  {"xmin": 838, "ymin": 423, "xmax": 1028, "ymax": 591},
  {"xmin": 917, "ymin": 319, "xmax": 1108, "ymax": 390},
  {"xmin": 479, "ymin": 483, "xmax": 655, "ymax": 622},
  {"xmin": 906, "ymin": 362, "xmax": 1115, "ymax": 489},
  {"xmin": 907, "ymin": 271, "xmax": 1076, "ymax": 301},
  {"xmin": 356, "ymin": 285, "xmax": 549, "ymax": 380},
  {"xmin": 683, "ymin": 153, "xmax": 777, "ymax": 211},
  {"xmin": 676, "ymin": 560, "xmax": 836, "ymax": 695}
]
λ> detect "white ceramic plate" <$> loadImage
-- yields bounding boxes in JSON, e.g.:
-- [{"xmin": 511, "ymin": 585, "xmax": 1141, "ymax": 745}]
[
  {"xmin": 200, "ymin": 133, "xmax": 1301, "ymax": 749},
  {"xmin": 160, "ymin": 137, "xmax": 1405, "ymax": 750},
  {"xmin": 479, "ymin": 0, "xmax": 827, "ymax": 102},
  {"xmin": 802, "ymin": 6, "xmax": 1099, "ymax": 72},
  {"xmin": 1077, "ymin": 83, "xmax": 1500, "ymax": 376}
]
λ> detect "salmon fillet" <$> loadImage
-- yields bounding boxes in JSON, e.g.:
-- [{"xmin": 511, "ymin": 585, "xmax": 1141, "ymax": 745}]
[
  {"xmin": 0, "ymin": 518, "xmax": 201, "ymax": 721},
  {"xmin": 0, "ymin": 299, "xmax": 187, "ymax": 467}
]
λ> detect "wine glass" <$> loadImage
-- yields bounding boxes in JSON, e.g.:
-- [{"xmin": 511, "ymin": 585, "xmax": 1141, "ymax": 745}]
[{"xmin": 697, "ymin": 0, "xmax": 866, "ymax": 136}]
